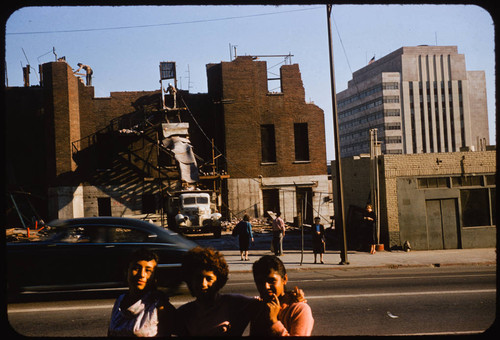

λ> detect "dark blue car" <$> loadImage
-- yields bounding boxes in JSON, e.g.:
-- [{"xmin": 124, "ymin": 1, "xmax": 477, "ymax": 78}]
[{"xmin": 7, "ymin": 217, "xmax": 196, "ymax": 295}]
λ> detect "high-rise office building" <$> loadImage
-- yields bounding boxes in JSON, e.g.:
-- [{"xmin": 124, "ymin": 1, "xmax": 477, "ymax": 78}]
[{"xmin": 337, "ymin": 46, "xmax": 489, "ymax": 157}]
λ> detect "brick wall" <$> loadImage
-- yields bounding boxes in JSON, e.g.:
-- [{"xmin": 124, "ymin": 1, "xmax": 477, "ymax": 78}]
[
  {"xmin": 213, "ymin": 56, "xmax": 327, "ymax": 179},
  {"xmin": 380, "ymin": 150, "xmax": 496, "ymax": 247}
]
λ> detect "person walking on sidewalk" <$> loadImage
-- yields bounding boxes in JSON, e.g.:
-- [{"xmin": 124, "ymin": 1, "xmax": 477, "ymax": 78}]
[
  {"xmin": 311, "ymin": 217, "xmax": 326, "ymax": 264},
  {"xmin": 363, "ymin": 204, "xmax": 377, "ymax": 254},
  {"xmin": 232, "ymin": 214, "xmax": 254, "ymax": 261},
  {"xmin": 250, "ymin": 255, "xmax": 314, "ymax": 336},
  {"xmin": 272, "ymin": 212, "xmax": 286, "ymax": 256}
]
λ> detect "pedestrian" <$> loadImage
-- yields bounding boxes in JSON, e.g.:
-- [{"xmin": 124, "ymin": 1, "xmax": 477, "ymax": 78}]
[
  {"xmin": 74, "ymin": 63, "xmax": 93, "ymax": 86},
  {"xmin": 272, "ymin": 212, "xmax": 286, "ymax": 256},
  {"xmin": 312, "ymin": 217, "xmax": 326, "ymax": 264},
  {"xmin": 250, "ymin": 255, "xmax": 314, "ymax": 336},
  {"xmin": 108, "ymin": 248, "xmax": 175, "ymax": 337},
  {"xmin": 363, "ymin": 204, "xmax": 377, "ymax": 254},
  {"xmin": 232, "ymin": 214, "xmax": 254, "ymax": 261},
  {"xmin": 174, "ymin": 247, "xmax": 259, "ymax": 336}
]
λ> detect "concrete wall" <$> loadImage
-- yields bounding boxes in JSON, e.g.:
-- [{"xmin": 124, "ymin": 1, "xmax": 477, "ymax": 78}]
[{"xmin": 228, "ymin": 174, "xmax": 333, "ymax": 225}]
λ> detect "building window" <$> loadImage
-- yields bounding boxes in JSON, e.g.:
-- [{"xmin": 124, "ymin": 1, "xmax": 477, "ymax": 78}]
[
  {"xmin": 142, "ymin": 194, "xmax": 156, "ymax": 214},
  {"xmin": 262, "ymin": 189, "xmax": 280, "ymax": 217},
  {"xmin": 294, "ymin": 123, "xmax": 309, "ymax": 161},
  {"xmin": 98, "ymin": 197, "xmax": 112, "ymax": 216},
  {"xmin": 261, "ymin": 124, "xmax": 277, "ymax": 163},
  {"xmin": 460, "ymin": 189, "xmax": 491, "ymax": 227}
]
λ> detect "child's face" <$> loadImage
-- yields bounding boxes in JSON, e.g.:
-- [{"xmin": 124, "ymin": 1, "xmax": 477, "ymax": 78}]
[
  {"xmin": 190, "ymin": 269, "xmax": 219, "ymax": 301},
  {"xmin": 255, "ymin": 269, "xmax": 288, "ymax": 300},
  {"xmin": 127, "ymin": 259, "xmax": 157, "ymax": 293}
]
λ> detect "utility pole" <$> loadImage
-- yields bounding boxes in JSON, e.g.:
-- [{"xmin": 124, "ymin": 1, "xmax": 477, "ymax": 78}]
[{"xmin": 326, "ymin": 4, "xmax": 349, "ymax": 265}]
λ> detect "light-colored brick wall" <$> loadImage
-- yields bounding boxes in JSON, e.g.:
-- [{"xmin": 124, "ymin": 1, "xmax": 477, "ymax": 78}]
[{"xmin": 380, "ymin": 150, "xmax": 496, "ymax": 246}]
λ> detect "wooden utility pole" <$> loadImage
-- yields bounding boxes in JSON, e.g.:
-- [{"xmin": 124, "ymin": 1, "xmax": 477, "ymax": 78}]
[{"xmin": 326, "ymin": 5, "xmax": 349, "ymax": 265}]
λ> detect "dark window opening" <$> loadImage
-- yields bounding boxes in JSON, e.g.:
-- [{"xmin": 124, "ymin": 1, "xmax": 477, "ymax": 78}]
[
  {"xmin": 142, "ymin": 194, "xmax": 156, "ymax": 214},
  {"xmin": 262, "ymin": 189, "xmax": 280, "ymax": 217},
  {"xmin": 460, "ymin": 189, "xmax": 490, "ymax": 227},
  {"xmin": 261, "ymin": 124, "xmax": 277, "ymax": 163},
  {"xmin": 98, "ymin": 197, "xmax": 112, "ymax": 216},
  {"xmin": 294, "ymin": 123, "xmax": 310, "ymax": 161}
]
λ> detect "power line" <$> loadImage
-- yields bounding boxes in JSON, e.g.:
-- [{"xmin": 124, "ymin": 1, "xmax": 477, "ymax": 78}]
[{"xmin": 7, "ymin": 6, "xmax": 323, "ymax": 36}]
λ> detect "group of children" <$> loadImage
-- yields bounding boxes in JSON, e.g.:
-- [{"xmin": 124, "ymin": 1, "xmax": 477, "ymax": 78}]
[{"xmin": 108, "ymin": 247, "xmax": 314, "ymax": 337}]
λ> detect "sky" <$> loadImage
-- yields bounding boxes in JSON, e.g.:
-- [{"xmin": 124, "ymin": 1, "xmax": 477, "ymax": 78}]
[{"xmin": 4, "ymin": 4, "xmax": 496, "ymax": 161}]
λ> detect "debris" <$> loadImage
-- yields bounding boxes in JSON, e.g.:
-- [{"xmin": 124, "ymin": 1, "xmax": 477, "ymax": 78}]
[{"xmin": 387, "ymin": 311, "xmax": 399, "ymax": 319}]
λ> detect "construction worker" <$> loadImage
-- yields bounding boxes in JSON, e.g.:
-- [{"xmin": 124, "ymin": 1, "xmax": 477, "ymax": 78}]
[{"xmin": 74, "ymin": 63, "xmax": 93, "ymax": 86}]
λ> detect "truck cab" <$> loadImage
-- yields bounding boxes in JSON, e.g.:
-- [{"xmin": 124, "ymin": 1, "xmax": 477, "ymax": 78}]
[{"xmin": 170, "ymin": 192, "xmax": 222, "ymax": 238}]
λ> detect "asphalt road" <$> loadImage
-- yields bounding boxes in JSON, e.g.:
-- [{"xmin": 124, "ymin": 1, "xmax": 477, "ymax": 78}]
[{"xmin": 6, "ymin": 265, "xmax": 496, "ymax": 337}]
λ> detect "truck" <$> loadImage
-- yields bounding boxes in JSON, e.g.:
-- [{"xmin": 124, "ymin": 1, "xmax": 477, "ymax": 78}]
[{"xmin": 166, "ymin": 191, "xmax": 222, "ymax": 238}]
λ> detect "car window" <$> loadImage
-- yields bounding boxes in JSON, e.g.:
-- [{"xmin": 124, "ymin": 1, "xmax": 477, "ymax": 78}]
[
  {"xmin": 110, "ymin": 227, "xmax": 153, "ymax": 243},
  {"xmin": 54, "ymin": 226, "xmax": 106, "ymax": 243}
]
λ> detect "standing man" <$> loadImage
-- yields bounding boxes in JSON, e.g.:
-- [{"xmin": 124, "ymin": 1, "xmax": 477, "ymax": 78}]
[
  {"xmin": 272, "ymin": 212, "xmax": 286, "ymax": 256},
  {"xmin": 74, "ymin": 63, "xmax": 93, "ymax": 86}
]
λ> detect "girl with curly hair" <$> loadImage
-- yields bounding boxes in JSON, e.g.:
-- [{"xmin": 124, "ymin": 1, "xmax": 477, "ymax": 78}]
[{"xmin": 174, "ymin": 247, "xmax": 259, "ymax": 336}]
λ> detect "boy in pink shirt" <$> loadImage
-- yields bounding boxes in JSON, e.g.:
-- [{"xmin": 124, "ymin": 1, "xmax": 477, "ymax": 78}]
[{"xmin": 251, "ymin": 255, "xmax": 314, "ymax": 336}]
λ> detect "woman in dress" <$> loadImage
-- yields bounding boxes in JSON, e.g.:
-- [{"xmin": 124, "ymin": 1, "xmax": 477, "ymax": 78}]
[{"xmin": 232, "ymin": 214, "xmax": 254, "ymax": 261}]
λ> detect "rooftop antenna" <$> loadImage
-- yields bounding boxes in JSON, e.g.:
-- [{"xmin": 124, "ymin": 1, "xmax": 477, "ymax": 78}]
[{"xmin": 186, "ymin": 64, "xmax": 192, "ymax": 92}]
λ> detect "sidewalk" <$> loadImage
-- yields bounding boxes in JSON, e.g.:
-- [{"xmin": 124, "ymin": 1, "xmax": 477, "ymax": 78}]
[{"xmin": 221, "ymin": 248, "xmax": 497, "ymax": 273}]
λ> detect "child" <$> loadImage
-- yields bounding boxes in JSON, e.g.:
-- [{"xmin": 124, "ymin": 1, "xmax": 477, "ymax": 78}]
[
  {"xmin": 108, "ymin": 248, "xmax": 175, "ymax": 337},
  {"xmin": 251, "ymin": 255, "xmax": 314, "ymax": 336}
]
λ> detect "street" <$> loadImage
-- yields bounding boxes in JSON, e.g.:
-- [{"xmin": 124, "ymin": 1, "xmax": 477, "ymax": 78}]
[{"xmin": 7, "ymin": 265, "xmax": 496, "ymax": 336}]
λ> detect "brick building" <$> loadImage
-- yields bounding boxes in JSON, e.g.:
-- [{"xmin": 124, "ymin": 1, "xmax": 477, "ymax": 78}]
[
  {"xmin": 332, "ymin": 150, "xmax": 496, "ymax": 250},
  {"xmin": 207, "ymin": 56, "xmax": 333, "ymax": 224},
  {"xmin": 5, "ymin": 57, "xmax": 333, "ymax": 226}
]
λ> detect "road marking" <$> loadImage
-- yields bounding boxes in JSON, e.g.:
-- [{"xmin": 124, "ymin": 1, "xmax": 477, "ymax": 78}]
[
  {"xmin": 9, "ymin": 289, "xmax": 494, "ymax": 314},
  {"xmin": 8, "ymin": 300, "xmax": 192, "ymax": 314},
  {"xmin": 226, "ymin": 273, "xmax": 496, "ymax": 286},
  {"xmin": 306, "ymin": 289, "xmax": 496, "ymax": 300}
]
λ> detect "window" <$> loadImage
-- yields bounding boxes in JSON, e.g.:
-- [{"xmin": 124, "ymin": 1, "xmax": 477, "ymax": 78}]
[
  {"xmin": 417, "ymin": 177, "xmax": 449, "ymax": 189},
  {"xmin": 98, "ymin": 197, "xmax": 111, "ymax": 216},
  {"xmin": 460, "ymin": 189, "xmax": 490, "ymax": 227},
  {"xmin": 294, "ymin": 123, "xmax": 309, "ymax": 161},
  {"xmin": 110, "ymin": 227, "xmax": 153, "ymax": 243},
  {"xmin": 261, "ymin": 124, "xmax": 277, "ymax": 163},
  {"xmin": 142, "ymin": 194, "xmax": 156, "ymax": 214}
]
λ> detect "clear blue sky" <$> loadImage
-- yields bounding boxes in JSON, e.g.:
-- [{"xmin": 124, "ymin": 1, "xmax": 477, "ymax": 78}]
[{"xmin": 5, "ymin": 4, "xmax": 495, "ymax": 160}]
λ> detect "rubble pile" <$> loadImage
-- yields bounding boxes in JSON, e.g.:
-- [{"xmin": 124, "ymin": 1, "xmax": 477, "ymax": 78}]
[{"xmin": 6, "ymin": 228, "xmax": 49, "ymax": 242}]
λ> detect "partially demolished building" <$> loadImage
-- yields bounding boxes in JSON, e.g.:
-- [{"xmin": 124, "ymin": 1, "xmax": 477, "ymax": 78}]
[{"xmin": 5, "ymin": 56, "xmax": 333, "ymax": 227}]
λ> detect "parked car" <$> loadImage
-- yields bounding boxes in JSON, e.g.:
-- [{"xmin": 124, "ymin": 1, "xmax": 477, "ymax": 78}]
[{"xmin": 6, "ymin": 217, "xmax": 197, "ymax": 295}]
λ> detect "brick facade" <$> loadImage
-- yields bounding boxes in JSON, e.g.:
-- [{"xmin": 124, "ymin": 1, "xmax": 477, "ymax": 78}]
[
  {"xmin": 6, "ymin": 57, "xmax": 332, "ymax": 225},
  {"xmin": 208, "ymin": 56, "xmax": 332, "ymax": 222}
]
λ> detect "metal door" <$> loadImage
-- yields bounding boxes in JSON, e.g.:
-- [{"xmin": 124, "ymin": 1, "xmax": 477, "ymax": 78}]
[{"xmin": 425, "ymin": 199, "xmax": 460, "ymax": 249}]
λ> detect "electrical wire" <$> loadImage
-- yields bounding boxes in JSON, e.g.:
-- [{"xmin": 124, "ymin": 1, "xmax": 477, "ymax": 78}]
[{"xmin": 7, "ymin": 6, "xmax": 323, "ymax": 36}]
